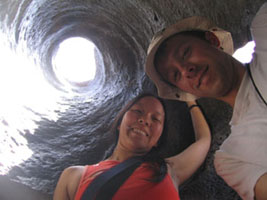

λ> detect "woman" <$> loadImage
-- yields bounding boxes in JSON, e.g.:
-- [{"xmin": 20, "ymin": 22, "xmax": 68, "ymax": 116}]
[{"xmin": 53, "ymin": 93, "xmax": 211, "ymax": 200}]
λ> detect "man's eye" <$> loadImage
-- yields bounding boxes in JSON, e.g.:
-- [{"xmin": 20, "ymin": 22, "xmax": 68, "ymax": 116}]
[
  {"xmin": 174, "ymin": 71, "xmax": 180, "ymax": 82},
  {"xmin": 182, "ymin": 47, "xmax": 190, "ymax": 60},
  {"xmin": 173, "ymin": 72, "xmax": 177, "ymax": 82}
]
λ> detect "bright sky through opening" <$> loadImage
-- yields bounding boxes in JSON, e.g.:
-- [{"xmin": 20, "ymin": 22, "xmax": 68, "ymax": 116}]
[
  {"xmin": 53, "ymin": 37, "xmax": 97, "ymax": 83},
  {"xmin": 233, "ymin": 41, "xmax": 255, "ymax": 63}
]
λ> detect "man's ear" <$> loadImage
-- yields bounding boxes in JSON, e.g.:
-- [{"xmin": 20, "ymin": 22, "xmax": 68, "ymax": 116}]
[
  {"xmin": 205, "ymin": 31, "xmax": 220, "ymax": 48},
  {"xmin": 117, "ymin": 125, "xmax": 120, "ymax": 131}
]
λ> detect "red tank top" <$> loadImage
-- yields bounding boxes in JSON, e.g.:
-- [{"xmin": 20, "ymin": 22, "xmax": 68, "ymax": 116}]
[{"xmin": 74, "ymin": 160, "xmax": 180, "ymax": 200}]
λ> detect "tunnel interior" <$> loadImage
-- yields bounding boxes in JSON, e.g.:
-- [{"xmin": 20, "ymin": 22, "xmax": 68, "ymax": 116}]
[{"xmin": 0, "ymin": 0, "xmax": 265, "ymax": 199}]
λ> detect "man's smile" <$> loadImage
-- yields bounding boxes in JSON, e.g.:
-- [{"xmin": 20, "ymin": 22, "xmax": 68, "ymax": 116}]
[{"xmin": 197, "ymin": 65, "xmax": 209, "ymax": 88}]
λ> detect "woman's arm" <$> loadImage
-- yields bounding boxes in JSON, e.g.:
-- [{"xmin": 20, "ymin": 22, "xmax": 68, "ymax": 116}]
[
  {"xmin": 166, "ymin": 101, "xmax": 211, "ymax": 185},
  {"xmin": 255, "ymin": 173, "xmax": 267, "ymax": 200},
  {"xmin": 53, "ymin": 166, "xmax": 84, "ymax": 200}
]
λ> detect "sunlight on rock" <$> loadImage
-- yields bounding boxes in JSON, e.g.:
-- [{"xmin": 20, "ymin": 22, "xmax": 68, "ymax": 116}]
[{"xmin": 0, "ymin": 33, "xmax": 69, "ymax": 175}]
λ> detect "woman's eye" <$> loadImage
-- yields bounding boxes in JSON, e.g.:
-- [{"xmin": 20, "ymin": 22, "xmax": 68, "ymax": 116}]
[
  {"xmin": 152, "ymin": 117, "xmax": 160, "ymax": 123},
  {"xmin": 133, "ymin": 109, "xmax": 142, "ymax": 114}
]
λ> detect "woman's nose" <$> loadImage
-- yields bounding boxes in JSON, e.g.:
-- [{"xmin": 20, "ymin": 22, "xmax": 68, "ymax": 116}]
[{"xmin": 138, "ymin": 118, "xmax": 149, "ymax": 126}]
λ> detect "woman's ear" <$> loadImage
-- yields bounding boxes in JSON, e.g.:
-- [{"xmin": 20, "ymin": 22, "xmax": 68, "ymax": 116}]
[{"xmin": 205, "ymin": 31, "xmax": 220, "ymax": 48}]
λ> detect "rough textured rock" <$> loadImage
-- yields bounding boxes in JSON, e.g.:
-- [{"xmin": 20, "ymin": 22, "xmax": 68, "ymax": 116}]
[{"xmin": 0, "ymin": 0, "xmax": 265, "ymax": 199}]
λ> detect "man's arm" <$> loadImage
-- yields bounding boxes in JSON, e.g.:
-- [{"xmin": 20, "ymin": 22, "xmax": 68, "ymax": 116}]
[{"xmin": 255, "ymin": 173, "xmax": 267, "ymax": 200}]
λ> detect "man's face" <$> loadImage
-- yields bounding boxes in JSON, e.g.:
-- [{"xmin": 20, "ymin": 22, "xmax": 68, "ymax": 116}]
[{"xmin": 155, "ymin": 34, "xmax": 236, "ymax": 99}]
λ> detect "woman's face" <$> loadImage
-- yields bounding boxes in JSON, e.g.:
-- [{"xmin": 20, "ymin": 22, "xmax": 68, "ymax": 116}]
[{"xmin": 117, "ymin": 96, "xmax": 165, "ymax": 154}]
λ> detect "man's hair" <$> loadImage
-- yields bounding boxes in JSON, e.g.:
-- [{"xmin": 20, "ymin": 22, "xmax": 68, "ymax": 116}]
[{"xmin": 106, "ymin": 93, "xmax": 169, "ymax": 182}]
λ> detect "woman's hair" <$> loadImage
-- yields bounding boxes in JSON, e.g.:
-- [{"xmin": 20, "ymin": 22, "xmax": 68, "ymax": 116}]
[{"xmin": 106, "ymin": 93, "xmax": 169, "ymax": 182}]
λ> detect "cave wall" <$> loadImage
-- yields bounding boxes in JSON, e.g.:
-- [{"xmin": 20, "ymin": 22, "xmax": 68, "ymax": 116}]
[{"xmin": 0, "ymin": 0, "xmax": 266, "ymax": 199}]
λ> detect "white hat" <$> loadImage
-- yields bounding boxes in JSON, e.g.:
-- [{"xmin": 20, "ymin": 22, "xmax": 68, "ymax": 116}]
[{"xmin": 145, "ymin": 16, "xmax": 234, "ymax": 101}]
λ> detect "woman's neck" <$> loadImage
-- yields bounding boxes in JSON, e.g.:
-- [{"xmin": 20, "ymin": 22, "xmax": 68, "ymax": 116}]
[{"xmin": 108, "ymin": 147, "xmax": 145, "ymax": 162}]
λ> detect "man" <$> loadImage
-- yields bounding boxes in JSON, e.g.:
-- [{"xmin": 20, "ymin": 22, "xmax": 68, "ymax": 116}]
[{"xmin": 145, "ymin": 3, "xmax": 267, "ymax": 200}]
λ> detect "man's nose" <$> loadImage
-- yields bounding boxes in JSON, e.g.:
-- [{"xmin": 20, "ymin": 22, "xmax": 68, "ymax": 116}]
[{"xmin": 182, "ymin": 63, "xmax": 197, "ymax": 79}]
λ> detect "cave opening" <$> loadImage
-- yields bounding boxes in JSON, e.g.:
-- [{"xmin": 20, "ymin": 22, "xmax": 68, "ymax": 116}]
[{"xmin": 52, "ymin": 37, "xmax": 97, "ymax": 87}]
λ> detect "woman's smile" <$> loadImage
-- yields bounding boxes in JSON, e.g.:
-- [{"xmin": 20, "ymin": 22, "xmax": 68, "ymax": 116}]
[{"xmin": 131, "ymin": 128, "xmax": 149, "ymax": 137}]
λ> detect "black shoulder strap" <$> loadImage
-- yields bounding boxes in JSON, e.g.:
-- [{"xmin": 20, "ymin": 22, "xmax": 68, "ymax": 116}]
[
  {"xmin": 81, "ymin": 157, "xmax": 143, "ymax": 200},
  {"xmin": 246, "ymin": 63, "xmax": 267, "ymax": 107}
]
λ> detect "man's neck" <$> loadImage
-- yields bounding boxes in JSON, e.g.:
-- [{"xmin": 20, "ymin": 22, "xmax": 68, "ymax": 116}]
[{"xmin": 217, "ymin": 61, "xmax": 246, "ymax": 108}]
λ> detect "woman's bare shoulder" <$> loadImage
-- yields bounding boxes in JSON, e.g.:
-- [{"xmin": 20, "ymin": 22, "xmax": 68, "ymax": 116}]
[
  {"xmin": 64, "ymin": 165, "xmax": 85, "ymax": 176},
  {"xmin": 54, "ymin": 165, "xmax": 85, "ymax": 200}
]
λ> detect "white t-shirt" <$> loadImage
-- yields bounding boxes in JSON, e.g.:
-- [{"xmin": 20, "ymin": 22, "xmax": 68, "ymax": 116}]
[{"xmin": 214, "ymin": 3, "xmax": 267, "ymax": 200}]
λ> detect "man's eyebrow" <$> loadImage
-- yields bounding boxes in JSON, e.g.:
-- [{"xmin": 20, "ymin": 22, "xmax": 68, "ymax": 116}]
[
  {"xmin": 162, "ymin": 72, "xmax": 176, "ymax": 87},
  {"xmin": 173, "ymin": 44, "xmax": 181, "ymax": 57},
  {"xmin": 173, "ymin": 39, "xmax": 186, "ymax": 58}
]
